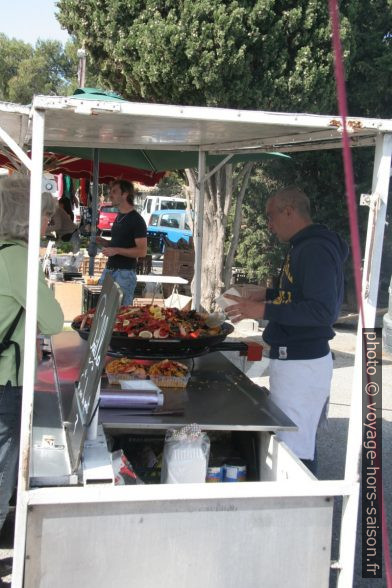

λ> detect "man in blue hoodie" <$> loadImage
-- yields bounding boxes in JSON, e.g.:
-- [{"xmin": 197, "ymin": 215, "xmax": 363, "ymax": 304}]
[{"xmin": 225, "ymin": 186, "xmax": 349, "ymax": 474}]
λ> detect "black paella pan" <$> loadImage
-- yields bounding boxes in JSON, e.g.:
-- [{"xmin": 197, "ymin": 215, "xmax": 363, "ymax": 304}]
[{"xmin": 71, "ymin": 320, "xmax": 234, "ymax": 359}]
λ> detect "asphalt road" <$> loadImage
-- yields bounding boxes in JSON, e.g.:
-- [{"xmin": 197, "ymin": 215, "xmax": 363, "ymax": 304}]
[{"xmin": 1, "ymin": 325, "xmax": 390, "ymax": 587}]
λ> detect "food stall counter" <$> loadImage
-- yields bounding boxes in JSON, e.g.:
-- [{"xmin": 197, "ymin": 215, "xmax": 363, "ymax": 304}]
[{"xmin": 49, "ymin": 331, "xmax": 296, "ymax": 434}]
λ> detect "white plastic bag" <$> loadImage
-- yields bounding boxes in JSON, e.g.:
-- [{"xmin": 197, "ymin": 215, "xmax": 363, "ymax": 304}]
[{"xmin": 161, "ymin": 424, "xmax": 210, "ymax": 484}]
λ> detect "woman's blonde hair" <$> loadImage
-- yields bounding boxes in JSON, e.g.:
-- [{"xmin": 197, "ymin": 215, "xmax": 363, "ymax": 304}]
[{"xmin": 0, "ymin": 174, "xmax": 57, "ymax": 242}]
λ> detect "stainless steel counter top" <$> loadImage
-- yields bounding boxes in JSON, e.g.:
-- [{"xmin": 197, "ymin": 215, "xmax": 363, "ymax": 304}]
[
  {"xmin": 31, "ymin": 332, "xmax": 296, "ymax": 484},
  {"xmin": 51, "ymin": 332, "xmax": 297, "ymax": 433}
]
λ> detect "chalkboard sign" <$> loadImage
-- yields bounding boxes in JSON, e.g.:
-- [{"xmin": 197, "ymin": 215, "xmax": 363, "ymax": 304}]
[{"xmin": 66, "ymin": 274, "xmax": 122, "ymax": 472}]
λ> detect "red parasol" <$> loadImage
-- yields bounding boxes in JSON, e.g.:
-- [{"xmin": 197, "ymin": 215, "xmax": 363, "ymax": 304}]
[{"xmin": 0, "ymin": 150, "xmax": 165, "ymax": 186}]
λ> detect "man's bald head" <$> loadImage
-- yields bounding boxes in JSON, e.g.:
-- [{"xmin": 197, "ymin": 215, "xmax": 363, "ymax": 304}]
[
  {"xmin": 270, "ymin": 186, "xmax": 311, "ymax": 220},
  {"xmin": 266, "ymin": 186, "xmax": 313, "ymax": 242}
]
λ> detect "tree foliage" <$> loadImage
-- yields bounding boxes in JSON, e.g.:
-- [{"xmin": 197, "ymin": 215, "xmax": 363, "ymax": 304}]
[
  {"xmin": 57, "ymin": 0, "xmax": 336, "ymax": 111},
  {"xmin": 0, "ymin": 34, "xmax": 32, "ymax": 102},
  {"xmin": 57, "ymin": 1, "xmax": 391, "ymax": 114},
  {"xmin": 234, "ymin": 150, "xmax": 373, "ymax": 292}
]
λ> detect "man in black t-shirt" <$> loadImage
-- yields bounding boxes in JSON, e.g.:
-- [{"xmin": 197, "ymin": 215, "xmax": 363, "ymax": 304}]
[{"xmin": 96, "ymin": 180, "xmax": 147, "ymax": 305}]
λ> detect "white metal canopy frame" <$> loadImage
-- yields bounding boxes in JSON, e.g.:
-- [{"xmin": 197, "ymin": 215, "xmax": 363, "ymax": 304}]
[{"xmin": 0, "ymin": 96, "xmax": 391, "ymax": 588}]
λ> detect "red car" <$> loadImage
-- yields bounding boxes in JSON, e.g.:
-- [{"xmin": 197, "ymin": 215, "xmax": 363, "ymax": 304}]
[{"xmin": 97, "ymin": 202, "xmax": 119, "ymax": 234}]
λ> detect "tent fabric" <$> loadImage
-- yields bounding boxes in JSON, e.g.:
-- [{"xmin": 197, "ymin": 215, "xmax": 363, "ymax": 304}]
[
  {"xmin": 41, "ymin": 152, "xmax": 165, "ymax": 185},
  {"xmin": 72, "ymin": 88, "xmax": 126, "ymax": 102},
  {"xmin": 0, "ymin": 150, "xmax": 165, "ymax": 186},
  {"xmin": 49, "ymin": 145, "xmax": 290, "ymax": 173}
]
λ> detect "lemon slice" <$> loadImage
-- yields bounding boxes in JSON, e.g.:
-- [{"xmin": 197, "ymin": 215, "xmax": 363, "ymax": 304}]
[{"xmin": 138, "ymin": 330, "xmax": 153, "ymax": 339}]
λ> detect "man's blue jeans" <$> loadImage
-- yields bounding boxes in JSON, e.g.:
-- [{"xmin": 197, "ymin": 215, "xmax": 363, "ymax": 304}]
[
  {"xmin": 99, "ymin": 269, "xmax": 137, "ymax": 306},
  {"xmin": 0, "ymin": 382, "xmax": 22, "ymax": 532}
]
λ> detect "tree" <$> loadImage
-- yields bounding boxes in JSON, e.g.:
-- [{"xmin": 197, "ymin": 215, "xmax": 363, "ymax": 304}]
[
  {"xmin": 56, "ymin": 1, "xmax": 392, "ymax": 309},
  {"xmin": 234, "ymin": 165, "xmax": 291, "ymax": 285},
  {"xmin": 0, "ymin": 34, "xmax": 33, "ymax": 101},
  {"xmin": 0, "ymin": 35, "xmax": 102, "ymax": 105},
  {"xmin": 0, "ymin": 35, "xmax": 76, "ymax": 103},
  {"xmin": 149, "ymin": 171, "xmax": 187, "ymax": 196}
]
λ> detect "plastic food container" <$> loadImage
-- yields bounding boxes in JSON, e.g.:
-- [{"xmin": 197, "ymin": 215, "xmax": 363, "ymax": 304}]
[
  {"xmin": 149, "ymin": 373, "xmax": 191, "ymax": 388},
  {"xmin": 106, "ymin": 372, "xmax": 148, "ymax": 385}
]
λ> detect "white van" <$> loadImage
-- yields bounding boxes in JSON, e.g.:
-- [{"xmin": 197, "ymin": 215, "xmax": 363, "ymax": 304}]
[{"xmin": 141, "ymin": 195, "xmax": 187, "ymax": 226}]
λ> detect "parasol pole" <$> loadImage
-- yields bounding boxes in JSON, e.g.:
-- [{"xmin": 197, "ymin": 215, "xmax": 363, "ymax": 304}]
[
  {"xmin": 193, "ymin": 148, "xmax": 205, "ymax": 310},
  {"xmin": 76, "ymin": 45, "xmax": 100, "ymax": 278}
]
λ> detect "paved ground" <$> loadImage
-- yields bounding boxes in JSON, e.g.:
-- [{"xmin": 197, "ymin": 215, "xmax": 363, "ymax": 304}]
[{"xmin": 1, "ymin": 322, "xmax": 391, "ymax": 586}]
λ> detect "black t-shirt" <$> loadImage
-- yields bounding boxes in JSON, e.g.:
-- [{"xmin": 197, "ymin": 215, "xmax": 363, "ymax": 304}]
[{"xmin": 106, "ymin": 210, "xmax": 147, "ymax": 270}]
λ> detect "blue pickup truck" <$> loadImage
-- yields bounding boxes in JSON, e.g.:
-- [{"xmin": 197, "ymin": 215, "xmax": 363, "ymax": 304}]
[{"xmin": 147, "ymin": 209, "xmax": 193, "ymax": 252}]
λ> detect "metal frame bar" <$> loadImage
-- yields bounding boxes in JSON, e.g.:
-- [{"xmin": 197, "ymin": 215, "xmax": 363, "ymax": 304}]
[
  {"xmin": 206, "ymin": 130, "xmax": 377, "ymax": 152},
  {"xmin": 26, "ymin": 479, "xmax": 358, "ymax": 505},
  {"xmin": 193, "ymin": 148, "xmax": 206, "ymax": 310},
  {"xmin": 88, "ymin": 148, "xmax": 100, "ymax": 275},
  {"xmin": 337, "ymin": 133, "xmax": 392, "ymax": 587},
  {"xmin": 43, "ymin": 141, "xmax": 201, "ymax": 151},
  {"xmin": 12, "ymin": 107, "xmax": 46, "ymax": 588},
  {"xmin": 211, "ymin": 136, "xmax": 377, "ymax": 155},
  {"xmin": 0, "ymin": 126, "xmax": 32, "ymax": 171},
  {"xmin": 197, "ymin": 154, "xmax": 233, "ymax": 184},
  {"xmin": 32, "ymin": 95, "xmax": 392, "ymax": 132}
]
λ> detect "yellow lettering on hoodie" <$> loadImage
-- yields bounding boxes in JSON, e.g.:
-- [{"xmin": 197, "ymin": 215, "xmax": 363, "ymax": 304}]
[
  {"xmin": 280, "ymin": 254, "xmax": 293, "ymax": 285},
  {"xmin": 272, "ymin": 290, "xmax": 292, "ymax": 305}
]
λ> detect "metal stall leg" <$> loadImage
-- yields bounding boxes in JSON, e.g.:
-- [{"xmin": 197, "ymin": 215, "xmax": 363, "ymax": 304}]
[
  {"xmin": 193, "ymin": 148, "xmax": 206, "ymax": 311},
  {"xmin": 88, "ymin": 148, "xmax": 100, "ymax": 277},
  {"xmin": 12, "ymin": 108, "xmax": 46, "ymax": 588}
]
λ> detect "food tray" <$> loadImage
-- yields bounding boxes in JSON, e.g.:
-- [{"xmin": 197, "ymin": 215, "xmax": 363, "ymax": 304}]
[
  {"xmin": 149, "ymin": 373, "xmax": 191, "ymax": 388},
  {"xmin": 106, "ymin": 372, "xmax": 148, "ymax": 385},
  {"xmin": 105, "ymin": 358, "xmax": 152, "ymax": 384}
]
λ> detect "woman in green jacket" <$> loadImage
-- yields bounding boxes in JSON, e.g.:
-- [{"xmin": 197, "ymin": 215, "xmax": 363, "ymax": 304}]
[{"xmin": 0, "ymin": 175, "xmax": 64, "ymax": 545}]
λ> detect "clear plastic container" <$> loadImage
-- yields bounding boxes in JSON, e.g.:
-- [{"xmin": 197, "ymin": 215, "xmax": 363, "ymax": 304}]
[
  {"xmin": 106, "ymin": 372, "xmax": 149, "ymax": 385},
  {"xmin": 149, "ymin": 373, "xmax": 191, "ymax": 388}
]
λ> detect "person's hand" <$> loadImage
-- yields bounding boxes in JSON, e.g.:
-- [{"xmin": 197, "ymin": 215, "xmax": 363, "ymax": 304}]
[
  {"xmin": 95, "ymin": 236, "xmax": 108, "ymax": 246},
  {"xmin": 224, "ymin": 294, "xmax": 266, "ymax": 323},
  {"xmin": 102, "ymin": 247, "xmax": 118, "ymax": 257}
]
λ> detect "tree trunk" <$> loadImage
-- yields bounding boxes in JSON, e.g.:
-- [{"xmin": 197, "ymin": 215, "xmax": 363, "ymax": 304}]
[
  {"xmin": 223, "ymin": 162, "xmax": 253, "ymax": 288},
  {"xmin": 185, "ymin": 162, "xmax": 251, "ymax": 311}
]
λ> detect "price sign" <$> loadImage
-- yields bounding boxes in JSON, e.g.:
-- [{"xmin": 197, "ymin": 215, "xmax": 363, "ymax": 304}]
[{"xmin": 66, "ymin": 273, "xmax": 122, "ymax": 472}]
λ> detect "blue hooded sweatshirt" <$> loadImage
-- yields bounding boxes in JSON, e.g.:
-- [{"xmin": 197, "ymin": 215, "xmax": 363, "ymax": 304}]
[{"xmin": 263, "ymin": 224, "xmax": 349, "ymax": 360}]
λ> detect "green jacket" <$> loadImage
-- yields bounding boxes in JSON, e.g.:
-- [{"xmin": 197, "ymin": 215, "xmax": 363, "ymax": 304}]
[{"xmin": 0, "ymin": 240, "xmax": 64, "ymax": 386}]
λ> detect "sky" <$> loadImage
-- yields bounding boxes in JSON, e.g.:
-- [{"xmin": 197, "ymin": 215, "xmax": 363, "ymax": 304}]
[{"xmin": 1, "ymin": 0, "xmax": 70, "ymax": 45}]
